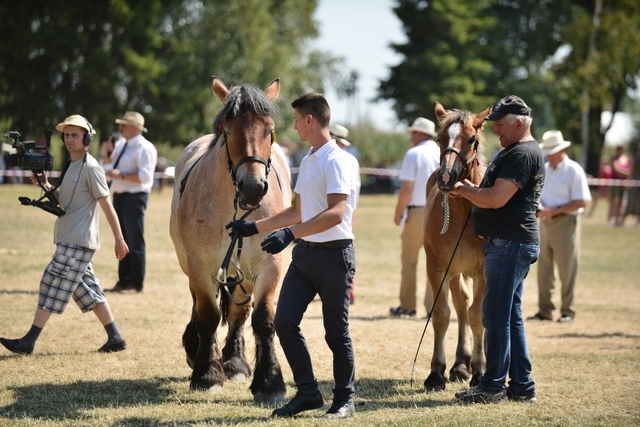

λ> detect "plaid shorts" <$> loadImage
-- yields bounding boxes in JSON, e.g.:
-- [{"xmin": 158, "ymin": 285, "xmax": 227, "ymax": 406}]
[{"xmin": 38, "ymin": 243, "xmax": 107, "ymax": 314}]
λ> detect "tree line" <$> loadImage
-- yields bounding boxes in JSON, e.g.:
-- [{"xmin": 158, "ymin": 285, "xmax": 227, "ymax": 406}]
[
  {"xmin": 378, "ymin": 0, "xmax": 640, "ymax": 176},
  {"xmin": 1, "ymin": 0, "xmax": 638, "ymax": 177}
]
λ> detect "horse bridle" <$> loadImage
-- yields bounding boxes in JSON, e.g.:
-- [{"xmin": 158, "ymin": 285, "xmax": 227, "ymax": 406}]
[
  {"xmin": 219, "ymin": 124, "xmax": 274, "ymax": 193},
  {"xmin": 216, "ymin": 123, "xmax": 276, "ymax": 306},
  {"xmin": 438, "ymin": 134, "xmax": 479, "ymax": 173}
]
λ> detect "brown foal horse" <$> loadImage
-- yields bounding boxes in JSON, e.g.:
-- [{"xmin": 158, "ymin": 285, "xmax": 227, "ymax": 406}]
[
  {"xmin": 169, "ymin": 77, "xmax": 291, "ymax": 403},
  {"xmin": 423, "ymin": 102, "xmax": 492, "ymax": 392}
]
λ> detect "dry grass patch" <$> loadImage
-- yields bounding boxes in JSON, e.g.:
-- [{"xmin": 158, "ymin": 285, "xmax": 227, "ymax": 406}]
[{"xmin": 0, "ymin": 186, "xmax": 638, "ymax": 426}]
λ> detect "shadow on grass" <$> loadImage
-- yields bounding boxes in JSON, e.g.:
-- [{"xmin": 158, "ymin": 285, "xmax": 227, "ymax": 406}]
[
  {"xmin": 0, "ymin": 377, "xmax": 181, "ymax": 422},
  {"xmin": 0, "ymin": 289, "xmax": 38, "ymax": 295},
  {"xmin": 0, "ymin": 377, "xmax": 456, "ymax": 424},
  {"xmin": 541, "ymin": 332, "xmax": 640, "ymax": 339}
]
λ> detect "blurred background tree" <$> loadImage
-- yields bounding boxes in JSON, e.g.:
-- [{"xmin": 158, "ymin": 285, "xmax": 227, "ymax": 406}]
[{"xmin": 0, "ymin": 0, "xmax": 638, "ymax": 178}]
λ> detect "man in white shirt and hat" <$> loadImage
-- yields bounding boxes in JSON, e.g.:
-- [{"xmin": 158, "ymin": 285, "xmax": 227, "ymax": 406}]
[
  {"xmin": 102, "ymin": 111, "xmax": 157, "ymax": 294},
  {"xmin": 390, "ymin": 117, "xmax": 440, "ymax": 318},
  {"xmin": 529, "ymin": 130, "xmax": 591, "ymax": 323},
  {"xmin": 330, "ymin": 123, "xmax": 360, "ymax": 304}
]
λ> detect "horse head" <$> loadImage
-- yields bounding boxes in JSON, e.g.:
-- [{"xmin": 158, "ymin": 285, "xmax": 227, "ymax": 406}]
[
  {"xmin": 212, "ymin": 77, "xmax": 280, "ymax": 210},
  {"xmin": 434, "ymin": 102, "xmax": 492, "ymax": 193}
]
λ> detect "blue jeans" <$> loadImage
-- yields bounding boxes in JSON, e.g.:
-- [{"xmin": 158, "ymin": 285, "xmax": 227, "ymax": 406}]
[{"xmin": 479, "ymin": 238, "xmax": 539, "ymax": 396}]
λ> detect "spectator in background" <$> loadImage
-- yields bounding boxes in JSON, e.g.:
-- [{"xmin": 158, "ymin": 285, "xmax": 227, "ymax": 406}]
[
  {"xmin": 621, "ymin": 143, "xmax": 640, "ymax": 228},
  {"xmin": 101, "ymin": 111, "xmax": 157, "ymax": 294},
  {"xmin": 586, "ymin": 157, "xmax": 612, "ymax": 218},
  {"xmin": 529, "ymin": 131, "xmax": 591, "ymax": 324},
  {"xmin": 609, "ymin": 145, "xmax": 630, "ymax": 225},
  {"xmin": 330, "ymin": 123, "xmax": 361, "ymax": 304},
  {"xmin": 390, "ymin": 117, "xmax": 439, "ymax": 318}
]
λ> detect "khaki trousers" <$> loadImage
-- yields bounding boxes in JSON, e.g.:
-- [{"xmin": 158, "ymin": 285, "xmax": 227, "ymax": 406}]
[
  {"xmin": 537, "ymin": 214, "xmax": 581, "ymax": 318},
  {"xmin": 399, "ymin": 207, "xmax": 434, "ymax": 312}
]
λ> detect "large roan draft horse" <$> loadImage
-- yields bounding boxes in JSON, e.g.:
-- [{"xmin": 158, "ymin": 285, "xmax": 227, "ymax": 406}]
[
  {"xmin": 169, "ymin": 77, "xmax": 291, "ymax": 403},
  {"xmin": 423, "ymin": 102, "xmax": 492, "ymax": 392}
]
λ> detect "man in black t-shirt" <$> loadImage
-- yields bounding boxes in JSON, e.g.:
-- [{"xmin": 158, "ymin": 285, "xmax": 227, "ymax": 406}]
[{"xmin": 449, "ymin": 95, "xmax": 545, "ymax": 404}]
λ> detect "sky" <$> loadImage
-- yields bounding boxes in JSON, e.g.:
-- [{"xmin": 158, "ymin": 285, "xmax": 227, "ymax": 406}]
[{"xmin": 311, "ymin": 0, "xmax": 405, "ymax": 131}]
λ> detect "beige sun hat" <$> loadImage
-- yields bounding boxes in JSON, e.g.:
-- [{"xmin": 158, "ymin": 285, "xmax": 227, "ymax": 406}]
[
  {"xmin": 55, "ymin": 114, "xmax": 96, "ymax": 136},
  {"xmin": 115, "ymin": 111, "xmax": 147, "ymax": 132},
  {"xmin": 408, "ymin": 117, "xmax": 436, "ymax": 136},
  {"xmin": 540, "ymin": 130, "xmax": 571, "ymax": 156},
  {"xmin": 330, "ymin": 123, "xmax": 351, "ymax": 146}
]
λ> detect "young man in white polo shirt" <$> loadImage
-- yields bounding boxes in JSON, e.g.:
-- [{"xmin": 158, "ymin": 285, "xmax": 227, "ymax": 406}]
[{"xmin": 227, "ymin": 93, "xmax": 357, "ymax": 419}]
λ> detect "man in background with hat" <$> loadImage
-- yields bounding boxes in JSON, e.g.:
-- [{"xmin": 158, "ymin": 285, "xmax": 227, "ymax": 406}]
[
  {"xmin": 529, "ymin": 130, "xmax": 590, "ymax": 324},
  {"xmin": 450, "ymin": 95, "xmax": 544, "ymax": 404},
  {"xmin": 390, "ymin": 117, "xmax": 439, "ymax": 318},
  {"xmin": 330, "ymin": 123, "xmax": 360, "ymax": 304},
  {"xmin": 1, "ymin": 114, "xmax": 129, "ymax": 355},
  {"xmin": 102, "ymin": 111, "xmax": 157, "ymax": 294}
]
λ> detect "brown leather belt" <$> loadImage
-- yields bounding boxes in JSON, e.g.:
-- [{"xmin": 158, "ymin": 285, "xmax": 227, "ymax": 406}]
[
  {"xmin": 407, "ymin": 205, "xmax": 424, "ymax": 209},
  {"xmin": 305, "ymin": 239, "xmax": 352, "ymax": 248}
]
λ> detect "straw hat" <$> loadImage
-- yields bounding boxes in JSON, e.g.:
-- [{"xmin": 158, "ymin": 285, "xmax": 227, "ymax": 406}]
[
  {"xmin": 408, "ymin": 117, "xmax": 436, "ymax": 136},
  {"xmin": 115, "ymin": 111, "xmax": 147, "ymax": 132},
  {"xmin": 330, "ymin": 123, "xmax": 351, "ymax": 146},
  {"xmin": 55, "ymin": 114, "xmax": 96, "ymax": 136},
  {"xmin": 540, "ymin": 130, "xmax": 571, "ymax": 156}
]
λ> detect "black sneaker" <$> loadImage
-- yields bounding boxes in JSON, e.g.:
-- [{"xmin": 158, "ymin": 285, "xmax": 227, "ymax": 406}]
[
  {"xmin": 455, "ymin": 386, "xmax": 507, "ymax": 404},
  {"xmin": 507, "ymin": 389, "xmax": 538, "ymax": 403},
  {"xmin": 526, "ymin": 312, "xmax": 552, "ymax": 321},
  {"xmin": 271, "ymin": 391, "xmax": 324, "ymax": 417},
  {"xmin": 389, "ymin": 306, "xmax": 416, "ymax": 317}
]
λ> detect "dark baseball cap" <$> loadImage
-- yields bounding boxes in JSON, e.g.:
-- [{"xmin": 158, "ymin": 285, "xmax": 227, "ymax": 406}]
[{"xmin": 486, "ymin": 95, "xmax": 532, "ymax": 121}]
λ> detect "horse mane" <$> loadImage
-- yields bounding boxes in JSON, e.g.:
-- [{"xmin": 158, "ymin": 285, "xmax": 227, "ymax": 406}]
[
  {"xmin": 211, "ymin": 83, "xmax": 279, "ymax": 146},
  {"xmin": 437, "ymin": 108, "xmax": 487, "ymax": 165}
]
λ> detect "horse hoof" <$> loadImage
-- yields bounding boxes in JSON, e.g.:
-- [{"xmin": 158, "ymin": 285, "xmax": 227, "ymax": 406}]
[
  {"xmin": 449, "ymin": 366, "xmax": 471, "ymax": 383},
  {"xmin": 253, "ymin": 392, "xmax": 286, "ymax": 406},
  {"xmin": 424, "ymin": 375, "xmax": 446, "ymax": 393},
  {"xmin": 228, "ymin": 373, "xmax": 247, "ymax": 382}
]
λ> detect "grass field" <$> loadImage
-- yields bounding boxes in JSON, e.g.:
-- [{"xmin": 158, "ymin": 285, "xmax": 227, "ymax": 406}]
[{"xmin": 0, "ymin": 184, "xmax": 639, "ymax": 426}]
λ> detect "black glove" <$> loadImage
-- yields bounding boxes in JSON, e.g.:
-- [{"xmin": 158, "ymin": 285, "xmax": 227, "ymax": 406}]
[
  {"xmin": 225, "ymin": 219, "xmax": 258, "ymax": 237},
  {"xmin": 261, "ymin": 228, "xmax": 295, "ymax": 254}
]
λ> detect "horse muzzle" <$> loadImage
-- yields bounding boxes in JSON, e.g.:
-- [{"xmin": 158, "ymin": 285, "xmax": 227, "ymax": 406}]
[
  {"xmin": 236, "ymin": 172, "xmax": 269, "ymax": 210},
  {"xmin": 437, "ymin": 167, "xmax": 458, "ymax": 193}
]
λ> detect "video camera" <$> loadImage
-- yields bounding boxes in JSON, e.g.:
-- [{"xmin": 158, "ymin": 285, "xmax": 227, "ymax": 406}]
[
  {"xmin": 5, "ymin": 129, "xmax": 66, "ymax": 217},
  {"xmin": 5, "ymin": 130, "xmax": 54, "ymax": 172}
]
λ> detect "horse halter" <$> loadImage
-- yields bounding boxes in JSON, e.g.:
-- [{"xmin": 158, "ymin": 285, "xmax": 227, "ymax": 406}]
[
  {"xmin": 219, "ymin": 123, "xmax": 274, "ymax": 191},
  {"xmin": 439, "ymin": 134, "xmax": 479, "ymax": 173}
]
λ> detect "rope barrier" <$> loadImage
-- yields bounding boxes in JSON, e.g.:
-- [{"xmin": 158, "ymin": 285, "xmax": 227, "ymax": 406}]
[{"xmin": 2, "ymin": 168, "xmax": 639, "ymax": 187}]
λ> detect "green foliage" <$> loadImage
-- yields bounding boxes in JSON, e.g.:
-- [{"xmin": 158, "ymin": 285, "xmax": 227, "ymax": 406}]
[
  {"xmin": 349, "ymin": 121, "xmax": 409, "ymax": 168},
  {"xmin": 378, "ymin": 0, "xmax": 495, "ymax": 125},
  {"xmin": 0, "ymin": 0, "xmax": 340, "ymax": 152}
]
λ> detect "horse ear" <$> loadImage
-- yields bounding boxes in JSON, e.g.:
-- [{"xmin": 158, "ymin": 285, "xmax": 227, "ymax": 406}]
[
  {"xmin": 264, "ymin": 79, "xmax": 280, "ymax": 100},
  {"xmin": 435, "ymin": 102, "xmax": 447, "ymax": 120},
  {"xmin": 476, "ymin": 105, "xmax": 493, "ymax": 125},
  {"xmin": 212, "ymin": 76, "xmax": 229, "ymax": 102}
]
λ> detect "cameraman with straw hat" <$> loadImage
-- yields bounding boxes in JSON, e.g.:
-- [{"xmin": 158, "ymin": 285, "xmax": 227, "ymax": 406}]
[
  {"xmin": 102, "ymin": 111, "xmax": 157, "ymax": 294},
  {"xmin": 0, "ymin": 114, "xmax": 129, "ymax": 355}
]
